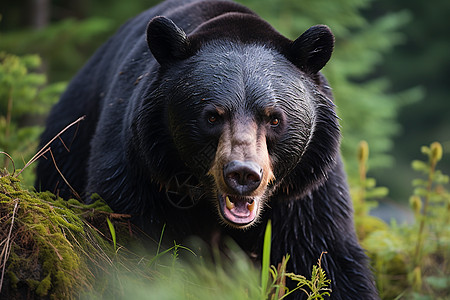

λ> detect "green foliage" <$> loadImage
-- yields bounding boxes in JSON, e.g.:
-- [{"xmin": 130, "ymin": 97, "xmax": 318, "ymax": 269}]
[
  {"xmin": 262, "ymin": 222, "xmax": 331, "ymax": 300},
  {"xmin": 0, "ymin": 52, "xmax": 65, "ymax": 185},
  {"xmin": 5, "ymin": 137, "xmax": 448, "ymax": 299},
  {"xmin": 125, "ymin": 242, "xmax": 261, "ymax": 300},
  {"xmin": 0, "ymin": 174, "xmax": 97, "ymax": 298},
  {"xmin": 284, "ymin": 253, "xmax": 331, "ymax": 300},
  {"xmin": 0, "ymin": 170, "xmax": 150, "ymax": 299},
  {"xmin": 1, "ymin": 172, "xmax": 331, "ymax": 300},
  {"xmin": 354, "ymin": 142, "xmax": 450, "ymax": 299},
  {"xmin": 351, "ymin": 141, "xmax": 390, "ymax": 240},
  {"xmin": 409, "ymin": 142, "xmax": 449, "ymax": 296},
  {"xmin": 1, "ymin": 0, "xmax": 161, "ymax": 82},
  {"xmin": 102, "ymin": 222, "xmax": 332, "ymax": 300},
  {"xmin": 0, "ymin": 18, "xmax": 115, "ymax": 82},
  {"xmin": 372, "ymin": 0, "xmax": 450, "ymax": 190}
]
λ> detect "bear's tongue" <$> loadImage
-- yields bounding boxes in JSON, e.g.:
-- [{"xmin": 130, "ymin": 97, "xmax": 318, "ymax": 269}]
[{"xmin": 221, "ymin": 195, "xmax": 257, "ymax": 225}]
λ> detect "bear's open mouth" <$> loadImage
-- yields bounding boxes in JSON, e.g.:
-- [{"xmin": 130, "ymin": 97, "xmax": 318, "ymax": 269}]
[{"xmin": 218, "ymin": 194, "xmax": 258, "ymax": 226}]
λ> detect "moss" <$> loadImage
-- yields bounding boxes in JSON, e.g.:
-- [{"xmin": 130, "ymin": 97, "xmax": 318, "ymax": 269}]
[
  {"xmin": 35, "ymin": 273, "xmax": 51, "ymax": 297},
  {"xmin": 0, "ymin": 174, "xmax": 123, "ymax": 299},
  {"xmin": 26, "ymin": 279, "xmax": 40, "ymax": 292},
  {"xmin": 7, "ymin": 271, "xmax": 19, "ymax": 289}
]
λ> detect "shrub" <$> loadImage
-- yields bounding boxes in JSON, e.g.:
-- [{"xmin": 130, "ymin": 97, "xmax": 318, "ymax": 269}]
[{"xmin": 354, "ymin": 142, "xmax": 450, "ymax": 299}]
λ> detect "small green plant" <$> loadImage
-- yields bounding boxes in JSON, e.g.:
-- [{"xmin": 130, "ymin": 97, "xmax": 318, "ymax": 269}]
[
  {"xmin": 355, "ymin": 141, "xmax": 450, "ymax": 299},
  {"xmin": 146, "ymin": 224, "xmax": 196, "ymax": 273},
  {"xmin": 262, "ymin": 221, "xmax": 332, "ymax": 300},
  {"xmin": 408, "ymin": 142, "xmax": 450, "ymax": 296},
  {"xmin": 351, "ymin": 140, "xmax": 389, "ymax": 240},
  {"xmin": 285, "ymin": 252, "xmax": 331, "ymax": 300}
]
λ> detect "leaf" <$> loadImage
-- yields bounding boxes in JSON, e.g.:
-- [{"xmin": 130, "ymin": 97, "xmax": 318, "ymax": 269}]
[
  {"xmin": 21, "ymin": 54, "xmax": 42, "ymax": 69},
  {"xmin": 424, "ymin": 275, "xmax": 450, "ymax": 291},
  {"xmin": 412, "ymin": 179, "xmax": 428, "ymax": 187},
  {"xmin": 106, "ymin": 217, "xmax": 116, "ymax": 251},
  {"xmin": 433, "ymin": 171, "xmax": 449, "ymax": 184},
  {"xmin": 420, "ymin": 146, "xmax": 430, "ymax": 156},
  {"xmin": 411, "ymin": 160, "xmax": 429, "ymax": 173},
  {"xmin": 366, "ymin": 187, "xmax": 389, "ymax": 199},
  {"xmin": 413, "ymin": 187, "xmax": 429, "ymax": 197},
  {"xmin": 261, "ymin": 220, "xmax": 272, "ymax": 296},
  {"xmin": 365, "ymin": 177, "xmax": 376, "ymax": 189}
]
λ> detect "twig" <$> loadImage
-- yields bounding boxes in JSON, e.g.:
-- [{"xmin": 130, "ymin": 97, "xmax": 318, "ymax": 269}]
[
  {"xmin": 15, "ymin": 116, "xmax": 85, "ymax": 178},
  {"xmin": 58, "ymin": 136, "xmax": 70, "ymax": 153},
  {"xmin": 0, "ymin": 199, "xmax": 20, "ymax": 293},
  {"xmin": 48, "ymin": 149, "xmax": 81, "ymax": 200},
  {"xmin": 0, "ymin": 152, "xmax": 16, "ymax": 176}
]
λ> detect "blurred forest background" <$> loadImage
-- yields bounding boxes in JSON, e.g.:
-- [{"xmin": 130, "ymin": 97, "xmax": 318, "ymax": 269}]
[{"xmin": 0, "ymin": 0, "xmax": 449, "ymax": 204}]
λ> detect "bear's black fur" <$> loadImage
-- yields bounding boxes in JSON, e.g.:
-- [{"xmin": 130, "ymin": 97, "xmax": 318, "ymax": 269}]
[{"xmin": 36, "ymin": 0, "xmax": 379, "ymax": 298}]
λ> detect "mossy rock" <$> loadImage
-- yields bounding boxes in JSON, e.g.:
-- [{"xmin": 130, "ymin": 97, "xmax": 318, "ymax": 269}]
[{"xmin": 0, "ymin": 174, "xmax": 135, "ymax": 299}]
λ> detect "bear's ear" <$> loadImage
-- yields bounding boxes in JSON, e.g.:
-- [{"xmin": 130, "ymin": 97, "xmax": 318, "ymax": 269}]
[
  {"xmin": 289, "ymin": 25, "xmax": 334, "ymax": 74},
  {"xmin": 146, "ymin": 16, "xmax": 192, "ymax": 65}
]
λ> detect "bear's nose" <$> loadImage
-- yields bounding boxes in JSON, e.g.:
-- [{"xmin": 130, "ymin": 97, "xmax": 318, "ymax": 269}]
[{"xmin": 223, "ymin": 160, "xmax": 262, "ymax": 195}]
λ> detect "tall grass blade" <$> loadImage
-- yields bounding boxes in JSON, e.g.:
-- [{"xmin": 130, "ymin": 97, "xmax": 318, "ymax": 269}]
[
  {"xmin": 261, "ymin": 220, "xmax": 272, "ymax": 297},
  {"xmin": 106, "ymin": 217, "xmax": 116, "ymax": 251}
]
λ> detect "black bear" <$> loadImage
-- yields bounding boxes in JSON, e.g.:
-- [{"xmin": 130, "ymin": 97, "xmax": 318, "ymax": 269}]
[{"xmin": 36, "ymin": 0, "xmax": 379, "ymax": 298}]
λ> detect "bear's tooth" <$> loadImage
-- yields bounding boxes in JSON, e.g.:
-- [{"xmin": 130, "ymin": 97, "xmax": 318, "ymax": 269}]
[
  {"xmin": 247, "ymin": 200, "xmax": 255, "ymax": 212},
  {"xmin": 225, "ymin": 196, "xmax": 235, "ymax": 210}
]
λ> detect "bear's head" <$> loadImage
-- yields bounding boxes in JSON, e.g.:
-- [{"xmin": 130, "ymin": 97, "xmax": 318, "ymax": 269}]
[{"xmin": 133, "ymin": 12, "xmax": 339, "ymax": 228}]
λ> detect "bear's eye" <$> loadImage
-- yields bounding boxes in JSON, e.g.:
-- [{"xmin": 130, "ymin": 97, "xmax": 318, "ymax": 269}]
[
  {"xmin": 208, "ymin": 115, "xmax": 217, "ymax": 124},
  {"xmin": 270, "ymin": 117, "xmax": 280, "ymax": 127}
]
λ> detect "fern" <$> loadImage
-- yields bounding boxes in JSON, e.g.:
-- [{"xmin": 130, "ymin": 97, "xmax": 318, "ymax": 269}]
[{"xmin": 284, "ymin": 252, "xmax": 332, "ymax": 300}]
